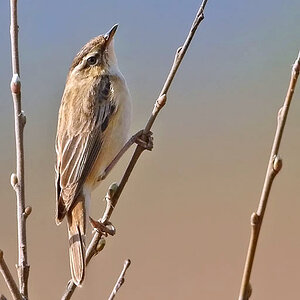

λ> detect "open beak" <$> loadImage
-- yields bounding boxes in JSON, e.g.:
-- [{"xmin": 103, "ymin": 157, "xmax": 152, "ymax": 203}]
[{"xmin": 104, "ymin": 24, "xmax": 118, "ymax": 46}]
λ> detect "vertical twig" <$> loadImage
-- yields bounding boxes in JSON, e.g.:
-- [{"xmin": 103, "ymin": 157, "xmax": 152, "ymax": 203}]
[
  {"xmin": 0, "ymin": 250, "xmax": 23, "ymax": 300},
  {"xmin": 9, "ymin": 0, "xmax": 30, "ymax": 298},
  {"xmin": 238, "ymin": 51, "xmax": 300, "ymax": 300},
  {"xmin": 108, "ymin": 259, "xmax": 131, "ymax": 300},
  {"xmin": 61, "ymin": 1, "xmax": 209, "ymax": 298}
]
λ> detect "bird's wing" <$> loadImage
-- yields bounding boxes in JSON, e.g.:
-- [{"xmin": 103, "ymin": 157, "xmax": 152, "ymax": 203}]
[{"xmin": 55, "ymin": 75, "xmax": 116, "ymax": 223}]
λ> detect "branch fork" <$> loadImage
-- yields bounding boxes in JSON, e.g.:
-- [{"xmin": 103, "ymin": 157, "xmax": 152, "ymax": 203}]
[
  {"xmin": 0, "ymin": 1, "xmax": 31, "ymax": 299},
  {"xmin": 0, "ymin": 250, "xmax": 23, "ymax": 300}
]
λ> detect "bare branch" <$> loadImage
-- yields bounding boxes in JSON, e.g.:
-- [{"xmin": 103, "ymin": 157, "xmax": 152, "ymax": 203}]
[
  {"xmin": 0, "ymin": 250, "xmax": 23, "ymax": 300},
  {"xmin": 105, "ymin": 0, "xmax": 208, "ymax": 220},
  {"xmin": 61, "ymin": 1, "xmax": 209, "ymax": 298},
  {"xmin": 238, "ymin": 50, "xmax": 300, "ymax": 300},
  {"xmin": 9, "ymin": 0, "xmax": 30, "ymax": 298},
  {"xmin": 108, "ymin": 259, "xmax": 131, "ymax": 300}
]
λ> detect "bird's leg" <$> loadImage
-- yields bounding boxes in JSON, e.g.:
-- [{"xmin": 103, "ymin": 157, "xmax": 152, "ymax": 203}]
[
  {"xmin": 98, "ymin": 130, "xmax": 153, "ymax": 181},
  {"xmin": 89, "ymin": 217, "xmax": 116, "ymax": 236}
]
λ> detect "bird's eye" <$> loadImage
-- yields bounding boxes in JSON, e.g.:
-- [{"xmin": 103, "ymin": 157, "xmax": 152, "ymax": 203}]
[{"xmin": 87, "ymin": 56, "xmax": 97, "ymax": 65}]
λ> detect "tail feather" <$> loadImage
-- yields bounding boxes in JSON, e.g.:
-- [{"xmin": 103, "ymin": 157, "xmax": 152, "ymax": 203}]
[{"xmin": 67, "ymin": 197, "xmax": 86, "ymax": 286}]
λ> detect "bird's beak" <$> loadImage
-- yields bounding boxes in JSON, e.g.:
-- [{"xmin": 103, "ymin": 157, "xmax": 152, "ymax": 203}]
[{"xmin": 104, "ymin": 24, "xmax": 118, "ymax": 46}]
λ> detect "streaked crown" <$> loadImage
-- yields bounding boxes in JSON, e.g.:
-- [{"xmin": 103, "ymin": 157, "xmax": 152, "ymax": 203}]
[{"xmin": 69, "ymin": 24, "xmax": 119, "ymax": 77}]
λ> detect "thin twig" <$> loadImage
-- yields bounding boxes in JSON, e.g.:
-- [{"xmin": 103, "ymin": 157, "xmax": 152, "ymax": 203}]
[
  {"xmin": 9, "ymin": 0, "xmax": 30, "ymax": 298},
  {"xmin": 0, "ymin": 250, "xmax": 23, "ymax": 300},
  {"xmin": 238, "ymin": 51, "xmax": 300, "ymax": 300},
  {"xmin": 108, "ymin": 259, "xmax": 131, "ymax": 300},
  {"xmin": 112, "ymin": 0, "xmax": 208, "ymax": 206},
  {"xmin": 61, "ymin": 1, "xmax": 209, "ymax": 298}
]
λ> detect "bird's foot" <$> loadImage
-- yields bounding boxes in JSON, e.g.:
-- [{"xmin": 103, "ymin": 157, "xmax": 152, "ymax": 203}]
[
  {"xmin": 89, "ymin": 217, "xmax": 116, "ymax": 236},
  {"xmin": 134, "ymin": 130, "xmax": 154, "ymax": 151}
]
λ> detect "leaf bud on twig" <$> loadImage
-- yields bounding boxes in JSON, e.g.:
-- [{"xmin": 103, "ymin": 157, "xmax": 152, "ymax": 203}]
[
  {"xmin": 10, "ymin": 173, "xmax": 18, "ymax": 189},
  {"xmin": 10, "ymin": 74, "xmax": 21, "ymax": 94}
]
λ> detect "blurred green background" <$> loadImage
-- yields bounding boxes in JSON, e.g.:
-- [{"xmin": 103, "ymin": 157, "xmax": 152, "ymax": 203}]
[{"xmin": 0, "ymin": 1, "xmax": 300, "ymax": 299}]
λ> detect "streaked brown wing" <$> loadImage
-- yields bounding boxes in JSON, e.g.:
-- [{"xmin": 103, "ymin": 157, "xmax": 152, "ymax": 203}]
[{"xmin": 55, "ymin": 75, "xmax": 115, "ymax": 222}]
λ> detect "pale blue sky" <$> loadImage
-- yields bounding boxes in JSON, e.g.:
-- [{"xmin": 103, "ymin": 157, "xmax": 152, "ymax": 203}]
[{"xmin": 0, "ymin": 1, "xmax": 299, "ymax": 299}]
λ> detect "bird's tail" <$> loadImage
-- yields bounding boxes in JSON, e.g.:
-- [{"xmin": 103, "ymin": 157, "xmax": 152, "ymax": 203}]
[{"xmin": 67, "ymin": 195, "xmax": 86, "ymax": 286}]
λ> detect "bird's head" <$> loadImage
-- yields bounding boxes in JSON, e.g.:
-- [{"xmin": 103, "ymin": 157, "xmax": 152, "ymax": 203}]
[{"xmin": 68, "ymin": 24, "xmax": 119, "ymax": 79}]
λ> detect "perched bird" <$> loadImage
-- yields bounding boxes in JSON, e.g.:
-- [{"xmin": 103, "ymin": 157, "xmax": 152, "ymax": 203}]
[{"xmin": 55, "ymin": 25, "xmax": 132, "ymax": 286}]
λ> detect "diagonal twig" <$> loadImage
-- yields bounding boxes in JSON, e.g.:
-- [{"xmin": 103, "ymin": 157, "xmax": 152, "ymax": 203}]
[
  {"xmin": 61, "ymin": 0, "xmax": 209, "ymax": 298},
  {"xmin": 9, "ymin": 0, "xmax": 30, "ymax": 298},
  {"xmin": 108, "ymin": 259, "xmax": 131, "ymax": 300},
  {"xmin": 0, "ymin": 250, "xmax": 23, "ymax": 300},
  {"xmin": 238, "ymin": 51, "xmax": 300, "ymax": 300},
  {"xmin": 61, "ymin": 183, "xmax": 117, "ymax": 300}
]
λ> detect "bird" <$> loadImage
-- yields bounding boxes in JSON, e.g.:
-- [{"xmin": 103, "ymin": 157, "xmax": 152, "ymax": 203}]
[{"xmin": 55, "ymin": 24, "xmax": 132, "ymax": 286}]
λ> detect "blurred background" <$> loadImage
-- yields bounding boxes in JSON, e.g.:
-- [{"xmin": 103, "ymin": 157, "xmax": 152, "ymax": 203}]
[{"xmin": 0, "ymin": 0, "xmax": 300, "ymax": 299}]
